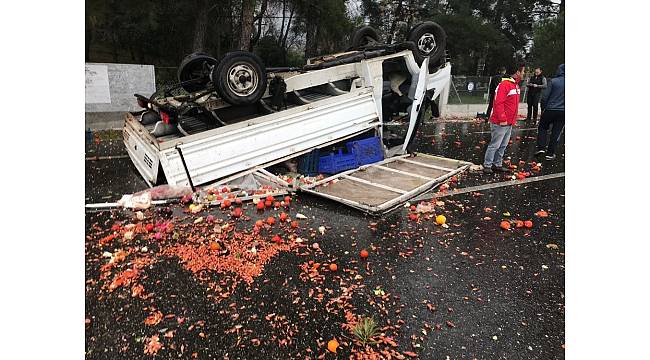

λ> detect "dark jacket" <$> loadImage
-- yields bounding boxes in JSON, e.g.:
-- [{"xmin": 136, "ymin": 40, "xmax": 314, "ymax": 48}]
[
  {"xmin": 541, "ymin": 64, "xmax": 565, "ymax": 111},
  {"xmin": 489, "ymin": 73, "xmax": 505, "ymax": 95},
  {"xmin": 526, "ymin": 74, "xmax": 547, "ymax": 95}
]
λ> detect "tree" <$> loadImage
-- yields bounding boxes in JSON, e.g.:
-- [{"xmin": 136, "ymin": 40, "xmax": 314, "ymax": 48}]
[
  {"xmin": 530, "ymin": 11, "xmax": 564, "ymax": 75},
  {"xmin": 238, "ymin": 0, "xmax": 256, "ymax": 50}
]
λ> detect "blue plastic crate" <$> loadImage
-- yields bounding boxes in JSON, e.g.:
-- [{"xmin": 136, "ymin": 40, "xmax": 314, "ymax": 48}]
[
  {"xmin": 319, "ymin": 149, "xmax": 358, "ymax": 174},
  {"xmin": 346, "ymin": 136, "xmax": 384, "ymax": 166},
  {"xmin": 299, "ymin": 149, "xmax": 320, "ymax": 176}
]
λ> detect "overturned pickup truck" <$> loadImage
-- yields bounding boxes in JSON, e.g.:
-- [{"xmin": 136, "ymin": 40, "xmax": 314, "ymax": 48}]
[{"xmin": 123, "ymin": 22, "xmax": 470, "ymax": 213}]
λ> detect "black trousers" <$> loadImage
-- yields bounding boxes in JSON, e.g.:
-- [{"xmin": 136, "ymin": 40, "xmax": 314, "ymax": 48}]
[
  {"xmin": 536, "ymin": 110, "xmax": 565, "ymax": 155},
  {"xmin": 526, "ymin": 92, "xmax": 542, "ymax": 120}
]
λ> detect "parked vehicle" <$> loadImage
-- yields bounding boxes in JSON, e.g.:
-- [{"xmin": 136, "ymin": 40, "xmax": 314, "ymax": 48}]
[{"xmin": 123, "ymin": 23, "xmax": 464, "ymax": 213}]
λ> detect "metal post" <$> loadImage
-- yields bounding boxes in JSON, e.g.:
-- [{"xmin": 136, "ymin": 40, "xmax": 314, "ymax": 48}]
[{"xmin": 175, "ymin": 146, "xmax": 196, "ymax": 192}]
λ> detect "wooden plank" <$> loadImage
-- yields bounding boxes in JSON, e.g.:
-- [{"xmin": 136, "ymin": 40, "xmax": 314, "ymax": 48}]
[
  {"xmin": 342, "ymin": 175, "xmax": 408, "ymax": 194},
  {"xmin": 399, "ymin": 158, "xmax": 456, "ymax": 172},
  {"xmin": 372, "ymin": 165, "xmax": 435, "ymax": 180}
]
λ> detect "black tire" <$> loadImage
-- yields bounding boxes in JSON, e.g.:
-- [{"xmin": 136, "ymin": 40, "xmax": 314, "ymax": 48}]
[
  {"xmin": 350, "ymin": 26, "xmax": 380, "ymax": 48},
  {"xmin": 211, "ymin": 51, "xmax": 267, "ymax": 106},
  {"xmin": 407, "ymin": 21, "xmax": 446, "ymax": 68},
  {"xmin": 405, "ymin": 22, "xmax": 424, "ymax": 42},
  {"xmin": 177, "ymin": 53, "xmax": 219, "ymax": 93}
]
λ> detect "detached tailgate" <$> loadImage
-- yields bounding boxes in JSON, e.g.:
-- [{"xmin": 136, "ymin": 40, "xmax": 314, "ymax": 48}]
[{"xmin": 300, "ymin": 154, "xmax": 471, "ymax": 214}]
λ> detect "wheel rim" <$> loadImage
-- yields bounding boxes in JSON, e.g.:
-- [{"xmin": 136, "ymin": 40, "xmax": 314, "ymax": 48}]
[
  {"xmin": 226, "ymin": 63, "xmax": 259, "ymax": 97},
  {"xmin": 417, "ymin": 33, "xmax": 436, "ymax": 55}
]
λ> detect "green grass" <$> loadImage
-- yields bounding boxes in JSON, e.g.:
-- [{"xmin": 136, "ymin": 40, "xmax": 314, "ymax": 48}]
[{"xmin": 352, "ymin": 317, "xmax": 379, "ymax": 345}]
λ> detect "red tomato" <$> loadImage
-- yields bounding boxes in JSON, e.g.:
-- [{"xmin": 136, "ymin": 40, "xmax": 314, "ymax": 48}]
[
  {"xmin": 360, "ymin": 249, "xmax": 369, "ymax": 259},
  {"xmin": 524, "ymin": 220, "xmax": 533, "ymax": 228},
  {"xmin": 266, "ymin": 195, "xmax": 274, "ymax": 202},
  {"xmin": 500, "ymin": 221, "xmax": 511, "ymax": 230},
  {"xmin": 232, "ymin": 207, "xmax": 242, "ymax": 218},
  {"xmin": 329, "ymin": 263, "xmax": 338, "ymax": 272},
  {"xmin": 272, "ymin": 234, "xmax": 282, "ymax": 244},
  {"xmin": 290, "ymin": 221, "xmax": 298, "ymax": 229},
  {"xmin": 266, "ymin": 217, "xmax": 276, "ymax": 226},
  {"xmin": 279, "ymin": 212, "xmax": 288, "ymax": 222},
  {"xmin": 256, "ymin": 201, "xmax": 265, "ymax": 210}
]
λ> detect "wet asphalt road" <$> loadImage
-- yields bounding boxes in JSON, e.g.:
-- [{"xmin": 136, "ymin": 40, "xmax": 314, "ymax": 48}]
[{"xmin": 85, "ymin": 119, "xmax": 565, "ymax": 359}]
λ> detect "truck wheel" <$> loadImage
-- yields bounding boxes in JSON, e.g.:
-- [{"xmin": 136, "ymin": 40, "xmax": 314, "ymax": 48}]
[
  {"xmin": 211, "ymin": 51, "xmax": 267, "ymax": 106},
  {"xmin": 350, "ymin": 26, "xmax": 380, "ymax": 48},
  {"xmin": 407, "ymin": 21, "xmax": 446, "ymax": 68},
  {"xmin": 177, "ymin": 53, "xmax": 219, "ymax": 93}
]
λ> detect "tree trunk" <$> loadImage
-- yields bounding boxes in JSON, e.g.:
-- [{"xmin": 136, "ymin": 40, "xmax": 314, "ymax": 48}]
[
  {"xmin": 387, "ymin": 0, "xmax": 404, "ymax": 44},
  {"xmin": 304, "ymin": 4, "xmax": 319, "ymax": 59},
  {"xmin": 238, "ymin": 0, "xmax": 256, "ymax": 51},
  {"xmin": 251, "ymin": 0, "xmax": 268, "ymax": 47},
  {"xmin": 192, "ymin": 0, "xmax": 210, "ymax": 52}
]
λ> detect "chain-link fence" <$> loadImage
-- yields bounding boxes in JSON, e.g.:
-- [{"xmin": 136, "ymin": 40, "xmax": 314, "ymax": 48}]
[{"xmin": 447, "ymin": 75, "xmax": 528, "ymax": 105}]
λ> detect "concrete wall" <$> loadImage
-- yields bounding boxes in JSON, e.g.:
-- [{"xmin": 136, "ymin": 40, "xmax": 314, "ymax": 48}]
[{"xmin": 85, "ymin": 63, "xmax": 155, "ymax": 113}]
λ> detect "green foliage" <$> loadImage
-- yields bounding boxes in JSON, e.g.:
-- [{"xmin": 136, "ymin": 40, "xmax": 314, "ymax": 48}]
[
  {"xmin": 85, "ymin": 0, "xmax": 563, "ymax": 76},
  {"xmin": 352, "ymin": 316, "xmax": 379, "ymax": 345},
  {"xmin": 530, "ymin": 12, "xmax": 564, "ymax": 75}
]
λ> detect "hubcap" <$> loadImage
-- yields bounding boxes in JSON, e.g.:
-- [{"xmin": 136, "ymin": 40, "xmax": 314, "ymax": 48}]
[
  {"xmin": 417, "ymin": 33, "xmax": 436, "ymax": 55},
  {"xmin": 227, "ymin": 63, "xmax": 258, "ymax": 97}
]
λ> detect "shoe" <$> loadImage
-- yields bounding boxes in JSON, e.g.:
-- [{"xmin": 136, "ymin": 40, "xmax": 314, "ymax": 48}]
[
  {"xmin": 545, "ymin": 154, "xmax": 556, "ymax": 160},
  {"xmin": 483, "ymin": 167, "xmax": 494, "ymax": 174},
  {"xmin": 535, "ymin": 149, "xmax": 546, "ymax": 156},
  {"xmin": 492, "ymin": 165, "xmax": 509, "ymax": 173}
]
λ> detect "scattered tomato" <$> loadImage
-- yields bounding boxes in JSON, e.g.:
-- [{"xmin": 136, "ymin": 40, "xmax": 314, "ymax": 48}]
[
  {"xmin": 435, "ymin": 214, "xmax": 447, "ymax": 225},
  {"xmin": 327, "ymin": 339, "xmax": 339, "ymax": 353},
  {"xmin": 284, "ymin": 196, "xmax": 291, "ymax": 203},
  {"xmin": 290, "ymin": 221, "xmax": 298, "ymax": 229},
  {"xmin": 524, "ymin": 220, "xmax": 533, "ymax": 228},
  {"xmin": 360, "ymin": 249, "xmax": 369, "ymax": 259},
  {"xmin": 232, "ymin": 207, "xmax": 242, "ymax": 218},
  {"xmin": 264, "ymin": 200, "xmax": 272, "ymax": 208},
  {"xmin": 145, "ymin": 223, "xmax": 154, "ymax": 232},
  {"xmin": 500, "ymin": 221, "xmax": 511, "ymax": 230},
  {"xmin": 273, "ymin": 201, "xmax": 281, "ymax": 208},
  {"xmin": 515, "ymin": 220, "xmax": 524, "ymax": 228},
  {"xmin": 266, "ymin": 217, "xmax": 276, "ymax": 226},
  {"xmin": 329, "ymin": 263, "xmax": 338, "ymax": 272},
  {"xmin": 279, "ymin": 212, "xmax": 288, "ymax": 222},
  {"xmin": 209, "ymin": 242, "xmax": 221, "ymax": 251},
  {"xmin": 266, "ymin": 195, "xmax": 274, "ymax": 202},
  {"xmin": 256, "ymin": 201, "xmax": 265, "ymax": 210},
  {"xmin": 255, "ymin": 219, "xmax": 264, "ymax": 227}
]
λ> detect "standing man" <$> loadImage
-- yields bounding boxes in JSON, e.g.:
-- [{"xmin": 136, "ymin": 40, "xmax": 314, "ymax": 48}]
[
  {"xmin": 483, "ymin": 64, "xmax": 524, "ymax": 174},
  {"xmin": 525, "ymin": 67, "xmax": 547, "ymax": 123},
  {"xmin": 536, "ymin": 64, "xmax": 565, "ymax": 160},
  {"xmin": 485, "ymin": 66, "xmax": 507, "ymax": 120}
]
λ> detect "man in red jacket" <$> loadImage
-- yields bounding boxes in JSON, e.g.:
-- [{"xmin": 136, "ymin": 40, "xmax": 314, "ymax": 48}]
[{"xmin": 483, "ymin": 64, "xmax": 525, "ymax": 174}]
